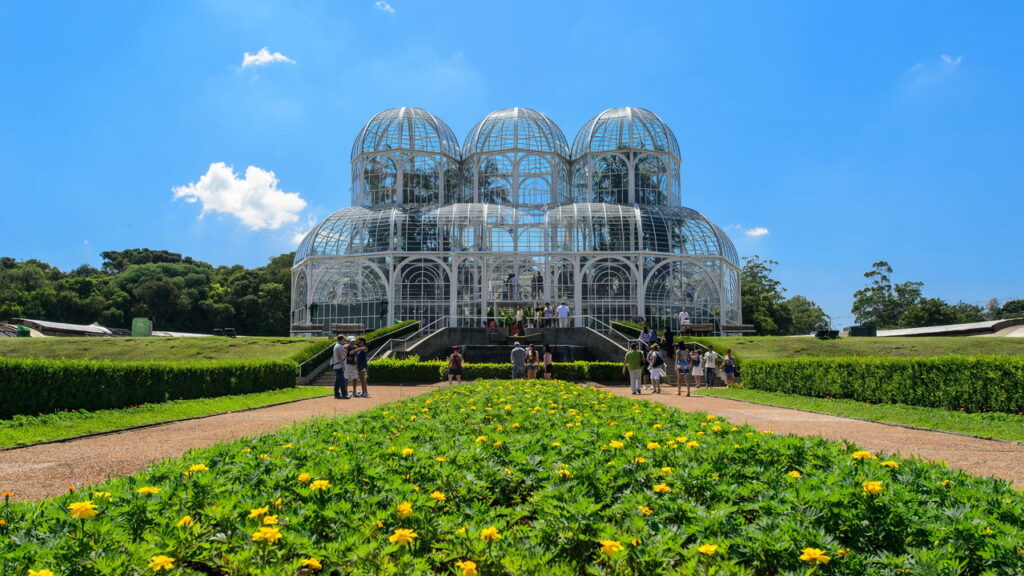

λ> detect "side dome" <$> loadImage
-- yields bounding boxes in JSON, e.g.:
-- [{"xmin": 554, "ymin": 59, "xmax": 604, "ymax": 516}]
[
  {"xmin": 462, "ymin": 107, "xmax": 569, "ymax": 157},
  {"xmin": 351, "ymin": 107, "xmax": 460, "ymax": 160},
  {"xmin": 571, "ymin": 107, "xmax": 680, "ymax": 159}
]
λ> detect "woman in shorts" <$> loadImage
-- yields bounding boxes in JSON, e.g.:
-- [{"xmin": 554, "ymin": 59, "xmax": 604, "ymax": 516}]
[
  {"xmin": 525, "ymin": 344, "xmax": 539, "ymax": 379},
  {"xmin": 542, "ymin": 344, "xmax": 554, "ymax": 379},
  {"xmin": 447, "ymin": 346, "xmax": 464, "ymax": 385},
  {"xmin": 689, "ymin": 348, "xmax": 704, "ymax": 388},
  {"xmin": 722, "ymin": 348, "xmax": 736, "ymax": 386},
  {"xmin": 675, "ymin": 346, "xmax": 690, "ymax": 396},
  {"xmin": 646, "ymin": 344, "xmax": 665, "ymax": 394}
]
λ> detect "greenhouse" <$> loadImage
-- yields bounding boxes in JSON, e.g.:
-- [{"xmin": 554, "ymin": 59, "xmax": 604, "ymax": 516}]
[{"xmin": 292, "ymin": 106, "xmax": 740, "ymax": 333}]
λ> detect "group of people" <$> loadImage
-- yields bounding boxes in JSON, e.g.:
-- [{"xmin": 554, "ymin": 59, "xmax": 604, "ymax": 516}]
[
  {"xmin": 622, "ymin": 337, "xmax": 735, "ymax": 396},
  {"xmin": 497, "ymin": 302, "xmax": 572, "ymax": 334},
  {"xmin": 331, "ymin": 335, "xmax": 370, "ymax": 399},
  {"xmin": 509, "ymin": 342, "xmax": 555, "ymax": 380},
  {"xmin": 503, "ymin": 271, "xmax": 545, "ymax": 300}
]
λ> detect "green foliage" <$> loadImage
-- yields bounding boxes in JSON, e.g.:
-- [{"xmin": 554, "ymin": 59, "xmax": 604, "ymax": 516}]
[
  {"xmin": 689, "ymin": 336, "xmax": 1024, "ymax": 359},
  {"xmin": 366, "ymin": 360, "xmax": 627, "ymax": 383},
  {"xmin": 740, "ymin": 255, "xmax": 790, "ymax": 335},
  {"xmin": 784, "ymin": 295, "xmax": 829, "ymax": 334},
  {"xmin": 368, "ymin": 358, "xmax": 446, "ymax": 383},
  {"xmin": 2, "ymin": 380, "xmax": 1022, "ymax": 575},
  {"xmin": 0, "ymin": 387, "xmax": 331, "ymax": 449},
  {"xmin": 741, "ymin": 356, "xmax": 1024, "ymax": 413},
  {"xmin": 0, "ymin": 336, "xmax": 322, "ymax": 362},
  {"xmin": 0, "ymin": 358, "xmax": 296, "ymax": 419},
  {"xmin": 365, "ymin": 320, "xmax": 420, "ymax": 349}
]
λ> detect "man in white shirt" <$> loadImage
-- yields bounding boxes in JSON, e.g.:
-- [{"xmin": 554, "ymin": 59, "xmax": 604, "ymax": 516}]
[
  {"xmin": 678, "ymin": 309, "xmax": 690, "ymax": 332},
  {"xmin": 702, "ymin": 345, "xmax": 721, "ymax": 388},
  {"xmin": 331, "ymin": 335, "xmax": 350, "ymax": 399},
  {"xmin": 556, "ymin": 302, "xmax": 570, "ymax": 328}
]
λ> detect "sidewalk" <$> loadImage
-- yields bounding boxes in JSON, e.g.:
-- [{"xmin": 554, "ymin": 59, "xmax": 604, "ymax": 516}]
[{"xmin": 598, "ymin": 385, "xmax": 1024, "ymax": 489}]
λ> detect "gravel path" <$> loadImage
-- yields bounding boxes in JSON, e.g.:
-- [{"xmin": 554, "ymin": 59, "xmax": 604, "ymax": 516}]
[
  {"xmin": 597, "ymin": 386, "xmax": 1024, "ymax": 489},
  {"xmin": 4, "ymin": 382, "xmax": 1022, "ymax": 501},
  {"xmin": 0, "ymin": 385, "xmax": 441, "ymax": 501}
]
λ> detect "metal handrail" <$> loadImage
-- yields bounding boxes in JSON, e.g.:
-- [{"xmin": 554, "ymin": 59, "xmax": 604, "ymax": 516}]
[
  {"xmin": 368, "ymin": 316, "xmax": 449, "ymax": 361},
  {"xmin": 296, "ymin": 341, "xmax": 335, "ymax": 378}
]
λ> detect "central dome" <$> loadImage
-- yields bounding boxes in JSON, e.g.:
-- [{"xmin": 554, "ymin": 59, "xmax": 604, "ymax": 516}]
[
  {"xmin": 463, "ymin": 107, "xmax": 569, "ymax": 157},
  {"xmin": 571, "ymin": 107, "xmax": 680, "ymax": 159}
]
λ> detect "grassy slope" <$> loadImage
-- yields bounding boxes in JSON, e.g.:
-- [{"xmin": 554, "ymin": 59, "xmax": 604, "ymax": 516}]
[
  {"xmin": 0, "ymin": 336, "xmax": 325, "ymax": 362},
  {"xmin": 689, "ymin": 336, "xmax": 1024, "ymax": 359},
  {"xmin": 0, "ymin": 386, "xmax": 331, "ymax": 449},
  {"xmin": 700, "ymin": 388, "xmax": 1024, "ymax": 443}
]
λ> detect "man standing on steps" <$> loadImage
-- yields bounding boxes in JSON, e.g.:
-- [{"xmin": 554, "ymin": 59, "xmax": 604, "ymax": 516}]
[
  {"xmin": 678, "ymin": 308, "xmax": 690, "ymax": 334},
  {"xmin": 332, "ymin": 335, "xmax": 350, "ymax": 399},
  {"xmin": 703, "ymin": 345, "xmax": 721, "ymax": 388},
  {"xmin": 556, "ymin": 301, "xmax": 570, "ymax": 328},
  {"xmin": 510, "ymin": 342, "xmax": 527, "ymax": 379}
]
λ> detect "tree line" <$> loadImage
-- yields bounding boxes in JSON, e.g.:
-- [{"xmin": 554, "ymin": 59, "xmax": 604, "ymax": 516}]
[{"xmin": 0, "ymin": 249, "xmax": 293, "ymax": 336}]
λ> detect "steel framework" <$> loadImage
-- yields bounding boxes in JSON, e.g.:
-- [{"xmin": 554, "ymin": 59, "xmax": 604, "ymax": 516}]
[{"xmin": 292, "ymin": 107, "xmax": 740, "ymax": 334}]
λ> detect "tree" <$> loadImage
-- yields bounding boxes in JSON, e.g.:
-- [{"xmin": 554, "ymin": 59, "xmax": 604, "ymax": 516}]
[
  {"xmin": 1002, "ymin": 299, "xmax": 1024, "ymax": 319},
  {"xmin": 899, "ymin": 297, "xmax": 959, "ymax": 328},
  {"xmin": 851, "ymin": 261, "xmax": 923, "ymax": 328},
  {"xmin": 785, "ymin": 295, "xmax": 829, "ymax": 334},
  {"xmin": 740, "ymin": 256, "xmax": 791, "ymax": 335}
]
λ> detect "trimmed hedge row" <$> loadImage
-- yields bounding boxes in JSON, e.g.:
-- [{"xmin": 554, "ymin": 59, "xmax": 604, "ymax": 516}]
[
  {"xmin": 366, "ymin": 359, "xmax": 625, "ymax": 383},
  {"xmin": 742, "ymin": 355, "xmax": 1024, "ymax": 413},
  {"xmin": 0, "ymin": 358, "xmax": 296, "ymax": 419}
]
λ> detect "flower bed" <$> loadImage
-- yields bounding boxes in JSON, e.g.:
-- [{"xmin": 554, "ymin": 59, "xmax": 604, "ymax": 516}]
[{"xmin": 2, "ymin": 380, "xmax": 1022, "ymax": 575}]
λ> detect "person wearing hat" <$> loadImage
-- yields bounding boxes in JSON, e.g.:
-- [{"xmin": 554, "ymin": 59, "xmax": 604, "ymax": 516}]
[
  {"xmin": 331, "ymin": 335, "xmax": 350, "ymax": 399},
  {"xmin": 510, "ymin": 341, "xmax": 527, "ymax": 379}
]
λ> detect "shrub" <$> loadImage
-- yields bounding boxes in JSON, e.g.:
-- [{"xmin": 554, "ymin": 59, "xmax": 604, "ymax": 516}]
[
  {"xmin": 0, "ymin": 358, "xmax": 296, "ymax": 419},
  {"xmin": 368, "ymin": 358, "xmax": 445, "ymax": 383},
  {"xmin": 585, "ymin": 362, "xmax": 625, "ymax": 382},
  {"xmin": 743, "ymin": 355, "xmax": 1024, "ymax": 413}
]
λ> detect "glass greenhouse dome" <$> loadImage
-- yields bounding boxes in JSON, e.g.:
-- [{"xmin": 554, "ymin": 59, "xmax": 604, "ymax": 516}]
[{"xmin": 292, "ymin": 106, "xmax": 741, "ymax": 333}]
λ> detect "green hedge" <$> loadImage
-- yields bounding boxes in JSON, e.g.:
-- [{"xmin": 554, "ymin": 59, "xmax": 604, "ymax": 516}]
[
  {"xmin": 0, "ymin": 358, "xmax": 296, "ymax": 419},
  {"xmin": 742, "ymin": 355, "xmax": 1024, "ymax": 413},
  {"xmin": 366, "ymin": 359, "xmax": 627, "ymax": 383}
]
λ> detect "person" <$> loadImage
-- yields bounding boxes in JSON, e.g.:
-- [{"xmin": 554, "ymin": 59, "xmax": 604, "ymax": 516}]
[
  {"xmin": 689, "ymin": 348, "xmax": 703, "ymax": 388},
  {"xmin": 646, "ymin": 343, "xmax": 665, "ymax": 394},
  {"xmin": 542, "ymin": 344, "xmax": 554, "ymax": 380},
  {"xmin": 662, "ymin": 327, "xmax": 675, "ymax": 363},
  {"xmin": 510, "ymin": 342, "xmax": 527, "ymax": 379},
  {"xmin": 514, "ymin": 307, "xmax": 525, "ymax": 333},
  {"xmin": 622, "ymin": 342, "xmax": 645, "ymax": 395},
  {"xmin": 675, "ymin": 345, "xmax": 690, "ymax": 396},
  {"xmin": 721, "ymin": 348, "xmax": 736, "ymax": 386},
  {"xmin": 510, "ymin": 274, "xmax": 520, "ymax": 299},
  {"xmin": 353, "ymin": 337, "xmax": 370, "ymax": 398},
  {"xmin": 525, "ymin": 344, "xmax": 539, "ymax": 379},
  {"xmin": 640, "ymin": 326, "xmax": 653, "ymax": 346},
  {"xmin": 543, "ymin": 303, "xmax": 554, "ymax": 328},
  {"xmin": 448, "ymin": 346, "xmax": 464, "ymax": 385},
  {"xmin": 532, "ymin": 271, "xmax": 543, "ymax": 298},
  {"xmin": 703, "ymin": 345, "xmax": 721, "ymax": 388},
  {"xmin": 343, "ymin": 336, "xmax": 359, "ymax": 398},
  {"xmin": 534, "ymin": 306, "xmax": 543, "ymax": 328},
  {"xmin": 556, "ymin": 301, "xmax": 570, "ymax": 327},
  {"xmin": 331, "ymin": 335, "xmax": 350, "ymax": 399},
  {"xmin": 504, "ymin": 273, "xmax": 515, "ymax": 299},
  {"xmin": 678, "ymin": 309, "xmax": 691, "ymax": 333}
]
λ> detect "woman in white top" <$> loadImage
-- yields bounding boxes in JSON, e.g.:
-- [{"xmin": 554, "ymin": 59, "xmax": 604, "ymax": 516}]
[
  {"xmin": 689, "ymin": 348, "xmax": 703, "ymax": 388},
  {"xmin": 646, "ymin": 344, "xmax": 665, "ymax": 394}
]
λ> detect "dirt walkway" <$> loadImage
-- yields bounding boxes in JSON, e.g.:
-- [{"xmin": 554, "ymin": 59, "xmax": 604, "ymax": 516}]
[
  {"xmin": 0, "ymin": 385, "xmax": 441, "ymax": 501},
  {"xmin": 597, "ymin": 386, "xmax": 1024, "ymax": 489}
]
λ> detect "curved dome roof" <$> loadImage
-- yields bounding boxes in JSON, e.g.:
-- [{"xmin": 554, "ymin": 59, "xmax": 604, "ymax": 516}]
[
  {"xmin": 463, "ymin": 107, "xmax": 569, "ymax": 157},
  {"xmin": 351, "ymin": 107, "xmax": 461, "ymax": 160},
  {"xmin": 571, "ymin": 107, "xmax": 680, "ymax": 159}
]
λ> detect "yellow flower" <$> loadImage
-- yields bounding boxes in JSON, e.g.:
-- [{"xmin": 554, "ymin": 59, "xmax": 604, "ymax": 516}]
[
  {"xmin": 401, "ymin": 448, "xmax": 415, "ymax": 457},
  {"xmin": 652, "ymin": 423, "xmax": 663, "ymax": 429},
  {"xmin": 660, "ymin": 467, "xmax": 673, "ymax": 476},
  {"xmin": 176, "ymin": 515, "xmax": 194, "ymax": 527},
  {"xmin": 456, "ymin": 525, "xmax": 468, "ymax": 535},
  {"xmin": 787, "ymin": 470, "xmax": 802, "ymax": 478},
  {"xmin": 188, "ymin": 463, "xmax": 208, "ymax": 473},
  {"xmin": 248, "ymin": 506, "xmax": 269, "ymax": 519},
  {"xmin": 706, "ymin": 414, "xmax": 717, "ymax": 421},
  {"xmin": 300, "ymin": 558, "xmax": 322, "ymax": 570},
  {"xmin": 262, "ymin": 515, "xmax": 278, "ymax": 525},
  {"xmin": 638, "ymin": 505, "xmax": 653, "ymax": 516},
  {"xmin": 455, "ymin": 560, "xmax": 479, "ymax": 576},
  {"xmin": 852, "ymin": 450, "xmax": 876, "ymax": 461},
  {"xmin": 623, "ymin": 431, "xmax": 635, "ymax": 439},
  {"xmin": 435, "ymin": 456, "xmax": 447, "ymax": 462},
  {"xmin": 836, "ymin": 548, "xmax": 850, "ymax": 557},
  {"xmin": 608, "ymin": 440, "xmax": 624, "ymax": 449},
  {"xmin": 148, "ymin": 555, "xmax": 175, "ymax": 572},
  {"xmin": 632, "ymin": 456, "xmax": 647, "ymax": 464},
  {"xmin": 298, "ymin": 472, "xmax": 312, "ymax": 483},
  {"xmin": 862, "ymin": 480, "xmax": 884, "ymax": 495},
  {"xmin": 480, "ymin": 526, "xmax": 502, "ymax": 541},
  {"xmin": 309, "ymin": 480, "xmax": 331, "ymax": 491},
  {"xmin": 653, "ymin": 483, "xmax": 671, "ymax": 494},
  {"xmin": 686, "ymin": 441, "xmax": 700, "ymax": 449},
  {"xmin": 558, "ymin": 468, "xmax": 572, "ymax": 478},
  {"xmin": 91, "ymin": 491, "xmax": 111, "ymax": 499},
  {"xmin": 397, "ymin": 501, "xmax": 413, "ymax": 518},
  {"xmin": 475, "ymin": 436, "xmax": 488, "ymax": 443},
  {"xmin": 881, "ymin": 460, "xmax": 900, "ymax": 469},
  {"xmin": 647, "ymin": 442, "xmax": 661, "ymax": 450},
  {"xmin": 389, "ymin": 528, "xmax": 418, "ymax": 545},
  {"xmin": 675, "ymin": 436, "xmax": 688, "ymax": 443},
  {"xmin": 273, "ymin": 498, "xmax": 283, "ymax": 509},
  {"xmin": 282, "ymin": 443, "xmax": 293, "ymax": 449},
  {"xmin": 67, "ymin": 500, "xmax": 98, "ymax": 519},
  {"xmin": 28, "ymin": 571, "xmax": 55, "ymax": 576},
  {"xmin": 799, "ymin": 547, "xmax": 830, "ymax": 564},
  {"xmin": 698, "ymin": 543, "xmax": 719, "ymax": 556},
  {"xmin": 136, "ymin": 487, "xmax": 161, "ymax": 495},
  {"xmin": 430, "ymin": 491, "xmax": 446, "ymax": 502},
  {"xmin": 711, "ymin": 425, "xmax": 722, "ymax": 432},
  {"xmin": 599, "ymin": 539, "xmax": 625, "ymax": 556},
  {"xmin": 493, "ymin": 440, "xmax": 504, "ymax": 447},
  {"xmin": 251, "ymin": 526, "xmax": 282, "ymax": 543}
]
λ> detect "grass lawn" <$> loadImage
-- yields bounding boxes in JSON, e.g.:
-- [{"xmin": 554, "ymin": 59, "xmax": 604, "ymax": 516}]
[
  {"xmin": 0, "ymin": 386, "xmax": 331, "ymax": 449},
  {"xmin": 690, "ymin": 336, "xmax": 1024, "ymax": 359},
  {"xmin": 0, "ymin": 336, "xmax": 328, "ymax": 362},
  {"xmin": 700, "ymin": 388, "xmax": 1024, "ymax": 443}
]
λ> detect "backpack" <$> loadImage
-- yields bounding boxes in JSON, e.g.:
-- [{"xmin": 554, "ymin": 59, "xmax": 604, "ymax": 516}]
[{"xmin": 651, "ymin": 352, "xmax": 664, "ymax": 368}]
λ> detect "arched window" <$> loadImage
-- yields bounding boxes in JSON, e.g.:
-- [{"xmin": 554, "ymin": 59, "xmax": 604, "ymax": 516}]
[
  {"xmin": 635, "ymin": 154, "xmax": 668, "ymax": 205},
  {"xmin": 591, "ymin": 155, "xmax": 629, "ymax": 204},
  {"xmin": 362, "ymin": 156, "xmax": 397, "ymax": 206},
  {"xmin": 403, "ymin": 156, "xmax": 440, "ymax": 204}
]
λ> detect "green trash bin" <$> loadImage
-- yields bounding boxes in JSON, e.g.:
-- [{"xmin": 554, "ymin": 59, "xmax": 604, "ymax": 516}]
[{"xmin": 16, "ymin": 325, "xmax": 30, "ymax": 337}]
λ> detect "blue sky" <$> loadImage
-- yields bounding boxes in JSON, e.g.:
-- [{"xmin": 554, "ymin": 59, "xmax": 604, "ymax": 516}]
[{"xmin": 2, "ymin": 1, "xmax": 1022, "ymax": 327}]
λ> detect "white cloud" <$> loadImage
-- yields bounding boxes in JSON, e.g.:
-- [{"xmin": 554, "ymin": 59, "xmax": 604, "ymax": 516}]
[
  {"xmin": 940, "ymin": 54, "xmax": 963, "ymax": 67},
  {"xmin": 290, "ymin": 214, "xmax": 319, "ymax": 245},
  {"xmin": 375, "ymin": 1, "xmax": 395, "ymax": 14},
  {"xmin": 241, "ymin": 47, "xmax": 296, "ymax": 68},
  {"xmin": 745, "ymin": 227, "xmax": 770, "ymax": 237},
  {"xmin": 173, "ymin": 162, "xmax": 307, "ymax": 231},
  {"xmin": 906, "ymin": 54, "xmax": 963, "ymax": 89}
]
